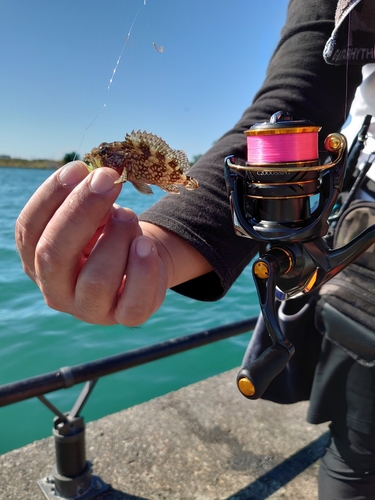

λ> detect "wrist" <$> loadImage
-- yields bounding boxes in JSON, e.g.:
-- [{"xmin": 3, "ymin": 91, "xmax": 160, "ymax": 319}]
[{"xmin": 139, "ymin": 221, "xmax": 212, "ymax": 288}]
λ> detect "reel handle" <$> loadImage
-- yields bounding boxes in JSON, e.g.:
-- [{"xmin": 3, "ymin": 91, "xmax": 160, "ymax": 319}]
[
  {"xmin": 237, "ymin": 228, "xmax": 375, "ymax": 401},
  {"xmin": 237, "ymin": 344, "xmax": 290, "ymax": 400},
  {"xmin": 237, "ymin": 251, "xmax": 295, "ymax": 400}
]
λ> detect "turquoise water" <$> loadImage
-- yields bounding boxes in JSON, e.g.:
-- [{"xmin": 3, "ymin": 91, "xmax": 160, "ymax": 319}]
[{"xmin": 0, "ymin": 167, "xmax": 259, "ymax": 454}]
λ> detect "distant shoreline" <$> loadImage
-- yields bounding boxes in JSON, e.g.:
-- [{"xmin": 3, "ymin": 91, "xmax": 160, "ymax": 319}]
[{"xmin": 0, "ymin": 158, "xmax": 63, "ymax": 170}]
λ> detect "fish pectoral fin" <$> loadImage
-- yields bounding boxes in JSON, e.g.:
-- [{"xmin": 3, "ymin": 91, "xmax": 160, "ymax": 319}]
[
  {"xmin": 132, "ymin": 181, "xmax": 154, "ymax": 195},
  {"xmin": 114, "ymin": 169, "xmax": 128, "ymax": 185},
  {"xmin": 161, "ymin": 184, "xmax": 180, "ymax": 194}
]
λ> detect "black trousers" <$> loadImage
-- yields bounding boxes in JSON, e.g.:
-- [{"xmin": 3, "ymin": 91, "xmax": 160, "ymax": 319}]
[{"xmin": 319, "ymin": 421, "xmax": 375, "ymax": 499}]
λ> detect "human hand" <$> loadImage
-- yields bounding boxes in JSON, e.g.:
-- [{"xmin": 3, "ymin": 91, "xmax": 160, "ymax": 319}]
[{"xmin": 15, "ymin": 161, "xmax": 169, "ymax": 326}]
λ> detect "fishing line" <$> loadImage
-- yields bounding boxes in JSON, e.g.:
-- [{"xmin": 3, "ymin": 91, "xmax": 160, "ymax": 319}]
[
  {"xmin": 74, "ymin": 0, "xmax": 149, "ymax": 160},
  {"xmin": 344, "ymin": 11, "xmax": 352, "ymax": 122},
  {"xmin": 246, "ymin": 131, "xmax": 319, "ymax": 163}
]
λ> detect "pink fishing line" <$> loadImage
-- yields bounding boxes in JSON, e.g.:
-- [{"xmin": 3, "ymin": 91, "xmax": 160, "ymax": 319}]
[{"xmin": 247, "ymin": 132, "xmax": 318, "ymax": 163}]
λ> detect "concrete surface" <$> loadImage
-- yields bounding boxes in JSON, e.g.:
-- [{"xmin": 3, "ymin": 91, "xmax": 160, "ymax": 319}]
[{"xmin": 0, "ymin": 369, "xmax": 329, "ymax": 500}]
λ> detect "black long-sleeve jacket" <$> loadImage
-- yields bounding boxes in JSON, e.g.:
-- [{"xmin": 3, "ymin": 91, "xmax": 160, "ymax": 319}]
[{"xmin": 140, "ymin": 0, "xmax": 363, "ymax": 301}]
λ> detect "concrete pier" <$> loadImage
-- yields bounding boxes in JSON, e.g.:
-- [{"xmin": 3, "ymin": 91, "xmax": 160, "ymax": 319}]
[{"xmin": 0, "ymin": 368, "xmax": 329, "ymax": 499}]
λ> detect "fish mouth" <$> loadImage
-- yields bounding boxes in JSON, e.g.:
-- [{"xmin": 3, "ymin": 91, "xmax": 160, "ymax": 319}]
[{"xmin": 84, "ymin": 154, "xmax": 100, "ymax": 172}]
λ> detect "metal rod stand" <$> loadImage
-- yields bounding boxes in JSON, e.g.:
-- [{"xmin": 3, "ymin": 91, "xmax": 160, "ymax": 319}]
[{"xmin": 37, "ymin": 381, "xmax": 109, "ymax": 499}]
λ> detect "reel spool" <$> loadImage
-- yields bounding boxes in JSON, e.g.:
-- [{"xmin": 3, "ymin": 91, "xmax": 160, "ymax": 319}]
[
  {"xmin": 225, "ymin": 111, "xmax": 375, "ymax": 400},
  {"xmin": 225, "ymin": 111, "xmax": 346, "ymax": 242}
]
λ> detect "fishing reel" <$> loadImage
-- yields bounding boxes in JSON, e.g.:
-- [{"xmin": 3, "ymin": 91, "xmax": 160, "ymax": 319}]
[{"xmin": 225, "ymin": 111, "xmax": 375, "ymax": 400}]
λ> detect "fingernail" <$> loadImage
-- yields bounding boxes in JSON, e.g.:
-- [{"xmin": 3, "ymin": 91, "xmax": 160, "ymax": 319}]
[
  {"xmin": 135, "ymin": 237, "xmax": 154, "ymax": 257},
  {"xmin": 90, "ymin": 169, "xmax": 116, "ymax": 193},
  {"xmin": 113, "ymin": 206, "xmax": 136, "ymax": 222},
  {"xmin": 59, "ymin": 162, "xmax": 87, "ymax": 187}
]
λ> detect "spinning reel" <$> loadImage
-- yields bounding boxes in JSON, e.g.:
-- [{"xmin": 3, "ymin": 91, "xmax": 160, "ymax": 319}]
[{"xmin": 225, "ymin": 111, "xmax": 375, "ymax": 400}]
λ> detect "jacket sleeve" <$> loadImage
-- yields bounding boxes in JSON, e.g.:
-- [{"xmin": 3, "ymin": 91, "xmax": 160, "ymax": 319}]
[{"xmin": 139, "ymin": 0, "xmax": 363, "ymax": 301}]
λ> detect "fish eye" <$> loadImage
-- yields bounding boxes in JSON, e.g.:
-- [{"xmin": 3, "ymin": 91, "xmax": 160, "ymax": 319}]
[{"xmin": 98, "ymin": 143, "xmax": 109, "ymax": 156}]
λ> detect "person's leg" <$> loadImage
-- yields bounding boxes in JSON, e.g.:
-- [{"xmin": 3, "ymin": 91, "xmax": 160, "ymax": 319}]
[{"xmin": 319, "ymin": 422, "xmax": 375, "ymax": 499}]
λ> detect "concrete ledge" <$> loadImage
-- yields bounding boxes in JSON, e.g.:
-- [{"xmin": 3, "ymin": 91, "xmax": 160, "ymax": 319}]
[{"xmin": 0, "ymin": 369, "xmax": 329, "ymax": 499}]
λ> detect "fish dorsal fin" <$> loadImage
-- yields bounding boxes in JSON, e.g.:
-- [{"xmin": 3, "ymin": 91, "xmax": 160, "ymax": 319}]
[
  {"xmin": 125, "ymin": 131, "xmax": 190, "ymax": 172},
  {"xmin": 125, "ymin": 131, "xmax": 170, "ymax": 156},
  {"xmin": 173, "ymin": 150, "xmax": 190, "ymax": 172}
]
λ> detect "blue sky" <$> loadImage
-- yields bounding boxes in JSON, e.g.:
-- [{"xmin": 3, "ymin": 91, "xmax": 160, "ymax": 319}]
[{"xmin": 0, "ymin": 0, "xmax": 289, "ymax": 162}]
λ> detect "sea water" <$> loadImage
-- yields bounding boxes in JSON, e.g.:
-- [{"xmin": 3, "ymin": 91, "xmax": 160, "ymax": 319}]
[{"xmin": 0, "ymin": 167, "xmax": 259, "ymax": 454}]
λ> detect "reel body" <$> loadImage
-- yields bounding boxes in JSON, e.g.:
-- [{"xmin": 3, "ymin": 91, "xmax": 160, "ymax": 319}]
[{"xmin": 225, "ymin": 111, "xmax": 375, "ymax": 400}]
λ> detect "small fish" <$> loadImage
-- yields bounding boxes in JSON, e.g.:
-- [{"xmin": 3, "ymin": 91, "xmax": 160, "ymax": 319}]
[{"xmin": 84, "ymin": 131, "xmax": 198, "ymax": 195}]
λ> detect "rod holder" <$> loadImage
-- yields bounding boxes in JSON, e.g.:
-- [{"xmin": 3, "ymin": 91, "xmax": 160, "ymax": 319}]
[{"xmin": 38, "ymin": 414, "xmax": 109, "ymax": 499}]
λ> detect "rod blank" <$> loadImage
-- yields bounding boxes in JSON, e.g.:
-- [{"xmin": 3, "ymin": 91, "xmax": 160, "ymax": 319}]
[{"xmin": 0, "ymin": 317, "xmax": 257, "ymax": 407}]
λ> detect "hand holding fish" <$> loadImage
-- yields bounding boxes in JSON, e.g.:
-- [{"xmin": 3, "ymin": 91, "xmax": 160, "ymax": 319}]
[{"xmin": 15, "ymin": 160, "xmax": 210, "ymax": 326}]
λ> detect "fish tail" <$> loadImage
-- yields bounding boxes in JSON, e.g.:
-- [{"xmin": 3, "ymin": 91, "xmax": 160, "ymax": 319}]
[{"xmin": 185, "ymin": 177, "xmax": 199, "ymax": 190}]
